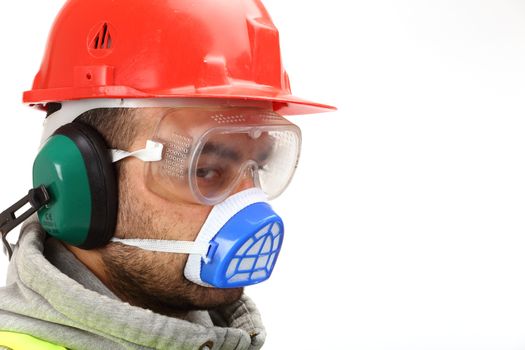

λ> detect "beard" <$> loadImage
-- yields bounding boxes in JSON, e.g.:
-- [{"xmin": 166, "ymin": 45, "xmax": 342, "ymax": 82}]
[
  {"xmin": 101, "ymin": 244, "xmax": 243, "ymax": 316},
  {"xmin": 100, "ymin": 168, "xmax": 243, "ymax": 317}
]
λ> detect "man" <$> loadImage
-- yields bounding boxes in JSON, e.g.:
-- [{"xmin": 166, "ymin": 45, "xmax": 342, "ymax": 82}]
[{"xmin": 0, "ymin": 0, "xmax": 335, "ymax": 349}]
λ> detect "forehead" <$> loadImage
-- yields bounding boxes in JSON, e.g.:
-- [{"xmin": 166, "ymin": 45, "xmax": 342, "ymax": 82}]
[
  {"xmin": 202, "ymin": 131, "xmax": 275, "ymax": 155},
  {"xmin": 146, "ymin": 106, "xmax": 290, "ymax": 137},
  {"xmin": 131, "ymin": 106, "xmax": 273, "ymax": 144},
  {"xmin": 160, "ymin": 106, "xmax": 287, "ymax": 127},
  {"xmin": 134, "ymin": 105, "xmax": 283, "ymax": 130}
]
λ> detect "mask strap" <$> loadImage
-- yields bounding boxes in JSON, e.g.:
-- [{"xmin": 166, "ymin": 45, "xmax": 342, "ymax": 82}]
[
  {"xmin": 111, "ymin": 140, "xmax": 163, "ymax": 163},
  {"xmin": 110, "ymin": 237, "xmax": 211, "ymax": 260}
]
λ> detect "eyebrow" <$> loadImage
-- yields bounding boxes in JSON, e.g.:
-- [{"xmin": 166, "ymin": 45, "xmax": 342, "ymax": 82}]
[
  {"xmin": 201, "ymin": 142, "xmax": 242, "ymax": 161},
  {"xmin": 256, "ymin": 147, "xmax": 273, "ymax": 163},
  {"xmin": 255, "ymin": 136, "xmax": 275, "ymax": 162}
]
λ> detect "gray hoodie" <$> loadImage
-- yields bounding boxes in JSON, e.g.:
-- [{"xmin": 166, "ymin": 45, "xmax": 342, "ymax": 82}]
[{"xmin": 0, "ymin": 217, "xmax": 266, "ymax": 350}]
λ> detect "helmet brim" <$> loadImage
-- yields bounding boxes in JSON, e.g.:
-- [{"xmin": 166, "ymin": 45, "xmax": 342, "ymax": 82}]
[{"xmin": 24, "ymin": 85, "xmax": 336, "ymax": 116}]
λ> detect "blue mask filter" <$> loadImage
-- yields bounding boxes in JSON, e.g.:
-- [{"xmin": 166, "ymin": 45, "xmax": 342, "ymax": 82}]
[
  {"xmin": 111, "ymin": 188, "xmax": 284, "ymax": 288},
  {"xmin": 200, "ymin": 201, "xmax": 283, "ymax": 288},
  {"xmin": 184, "ymin": 188, "xmax": 284, "ymax": 288}
]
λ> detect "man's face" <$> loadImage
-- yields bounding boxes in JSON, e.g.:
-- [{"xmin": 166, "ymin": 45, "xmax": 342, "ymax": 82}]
[{"xmin": 98, "ymin": 108, "xmax": 248, "ymax": 315}]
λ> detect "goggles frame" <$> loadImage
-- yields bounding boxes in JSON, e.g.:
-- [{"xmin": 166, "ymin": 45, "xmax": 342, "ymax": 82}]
[
  {"xmin": 43, "ymin": 98, "xmax": 301, "ymax": 206},
  {"xmin": 148, "ymin": 107, "xmax": 302, "ymax": 205}
]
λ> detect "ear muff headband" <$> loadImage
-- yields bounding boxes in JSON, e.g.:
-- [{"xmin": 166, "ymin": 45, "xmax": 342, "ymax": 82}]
[{"xmin": 32, "ymin": 122, "xmax": 117, "ymax": 249}]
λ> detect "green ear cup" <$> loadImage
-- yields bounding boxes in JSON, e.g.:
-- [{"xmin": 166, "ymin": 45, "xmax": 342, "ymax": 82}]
[{"xmin": 32, "ymin": 122, "xmax": 117, "ymax": 249}]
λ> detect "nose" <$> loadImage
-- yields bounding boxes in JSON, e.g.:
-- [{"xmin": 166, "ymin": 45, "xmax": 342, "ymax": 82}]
[{"xmin": 234, "ymin": 166, "xmax": 257, "ymax": 193}]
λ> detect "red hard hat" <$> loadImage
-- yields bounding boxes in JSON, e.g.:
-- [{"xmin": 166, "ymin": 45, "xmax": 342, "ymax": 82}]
[{"xmin": 24, "ymin": 0, "xmax": 336, "ymax": 115}]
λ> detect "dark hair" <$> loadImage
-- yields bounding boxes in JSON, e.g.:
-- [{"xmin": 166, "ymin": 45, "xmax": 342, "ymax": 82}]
[{"xmin": 46, "ymin": 103, "xmax": 138, "ymax": 150}]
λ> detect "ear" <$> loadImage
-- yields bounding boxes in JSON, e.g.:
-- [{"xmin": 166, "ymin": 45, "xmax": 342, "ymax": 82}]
[{"xmin": 32, "ymin": 122, "xmax": 118, "ymax": 249}]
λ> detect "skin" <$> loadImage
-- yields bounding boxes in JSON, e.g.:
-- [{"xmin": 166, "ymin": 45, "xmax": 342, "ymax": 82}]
[{"xmin": 66, "ymin": 107, "xmax": 273, "ymax": 317}]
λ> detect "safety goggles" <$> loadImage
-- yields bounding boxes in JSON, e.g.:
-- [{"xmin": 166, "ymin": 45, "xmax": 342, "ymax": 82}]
[{"xmin": 114, "ymin": 106, "xmax": 301, "ymax": 205}]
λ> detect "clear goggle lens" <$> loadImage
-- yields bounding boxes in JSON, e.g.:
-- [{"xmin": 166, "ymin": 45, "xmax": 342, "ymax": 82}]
[{"xmin": 145, "ymin": 107, "xmax": 301, "ymax": 205}]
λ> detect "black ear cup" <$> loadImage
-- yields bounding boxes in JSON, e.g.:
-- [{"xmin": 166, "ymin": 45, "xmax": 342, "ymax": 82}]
[{"xmin": 34, "ymin": 122, "xmax": 118, "ymax": 249}]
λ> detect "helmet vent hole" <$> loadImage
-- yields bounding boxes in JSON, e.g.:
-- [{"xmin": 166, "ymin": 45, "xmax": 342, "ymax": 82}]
[{"xmin": 90, "ymin": 23, "xmax": 112, "ymax": 50}]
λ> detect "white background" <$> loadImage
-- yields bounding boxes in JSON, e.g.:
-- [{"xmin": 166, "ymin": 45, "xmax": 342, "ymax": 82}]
[{"xmin": 2, "ymin": 1, "xmax": 525, "ymax": 349}]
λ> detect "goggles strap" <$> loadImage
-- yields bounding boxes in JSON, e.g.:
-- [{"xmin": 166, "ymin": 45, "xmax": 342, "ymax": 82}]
[
  {"xmin": 110, "ymin": 237, "xmax": 210, "ymax": 257},
  {"xmin": 111, "ymin": 140, "xmax": 163, "ymax": 163}
]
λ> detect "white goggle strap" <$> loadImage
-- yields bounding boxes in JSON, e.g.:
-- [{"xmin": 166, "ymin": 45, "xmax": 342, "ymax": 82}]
[
  {"xmin": 111, "ymin": 140, "xmax": 163, "ymax": 163},
  {"xmin": 110, "ymin": 238, "xmax": 211, "ymax": 261},
  {"xmin": 110, "ymin": 140, "xmax": 212, "ymax": 260}
]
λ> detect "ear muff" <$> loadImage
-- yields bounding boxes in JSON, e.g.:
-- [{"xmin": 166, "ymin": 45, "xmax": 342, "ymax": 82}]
[{"xmin": 32, "ymin": 122, "xmax": 117, "ymax": 249}]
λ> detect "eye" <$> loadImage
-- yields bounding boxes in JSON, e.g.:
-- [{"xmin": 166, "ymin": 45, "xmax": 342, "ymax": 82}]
[
  {"xmin": 256, "ymin": 155, "xmax": 271, "ymax": 172},
  {"xmin": 255, "ymin": 149, "xmax": 272, "ymax": 172},
  {"xmin": 257, "ymin": 163, "xmax": 269, "ymax": 172},
  {"xmin": 196, "ymin": 167, "xmax": 222, "ymax": 181}
]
